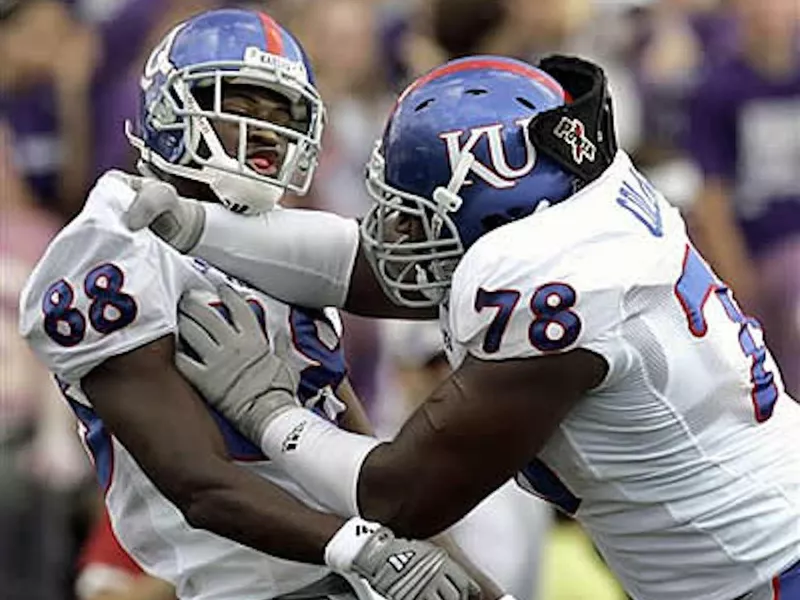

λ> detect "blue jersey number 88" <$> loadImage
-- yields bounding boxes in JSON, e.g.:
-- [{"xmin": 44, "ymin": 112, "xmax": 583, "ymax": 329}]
[{"xmin": 42, "ymin": 263, "xmax": 137, "ymax": 346}]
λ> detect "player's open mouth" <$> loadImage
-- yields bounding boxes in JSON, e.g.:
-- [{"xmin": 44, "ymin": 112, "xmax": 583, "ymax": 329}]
[{"xmin": 247, "ymin": 148, "xmax": 281, "ymax": 176}]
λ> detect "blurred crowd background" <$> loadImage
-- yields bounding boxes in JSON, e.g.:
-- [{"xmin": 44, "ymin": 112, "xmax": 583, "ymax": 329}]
[{"xmin": 1, "ymin": 0, "xmax": 798, "ymax": 598}]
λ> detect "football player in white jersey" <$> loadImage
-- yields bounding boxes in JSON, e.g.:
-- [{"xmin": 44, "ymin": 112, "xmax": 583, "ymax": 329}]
[
  {"xmin": 124, "ymin": 55, "xmax": 800, "ymax": 600},
  {"xmin": 18, "ymin": 9, "xmax": 486, "ymax": 600}
]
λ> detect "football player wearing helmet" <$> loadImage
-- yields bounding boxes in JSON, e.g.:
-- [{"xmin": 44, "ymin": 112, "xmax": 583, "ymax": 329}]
[
  {"xmin": 123, "ymin": 56, "xmax": 800, "ymax": 599},
  {"xmin": 124, "ymin": 8, "xmax": 324, "ymax": 216},
  {"xmin": 19, "ymin": 9, "xmax": 485, "ymax": 600}
]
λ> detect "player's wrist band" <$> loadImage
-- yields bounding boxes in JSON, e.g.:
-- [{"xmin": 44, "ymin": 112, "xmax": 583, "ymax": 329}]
[
  {"xmin": 324, "ymin": 517, "xmax": 382, "ymax": 571},
  {"xmin": 259, "ymin": 407, "xmax": 382, "ymax": 517}
]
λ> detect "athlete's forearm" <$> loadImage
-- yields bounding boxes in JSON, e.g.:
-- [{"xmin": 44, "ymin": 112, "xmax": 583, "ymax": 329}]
[
  {"xmin": 82, "ymin": 338, "xmax": 344, "ymax": 564},
  {"xmin": 194, "ymin": 204, "xmax": 360, "ymax": 308},
  {"xmin": 195, "ymin": 204, "xmax": 437, "ymax": 320},
  {"xmin": 260, "ymin": 408, "xmax": 484, "ymax": 540},
  {"xmin": 177, "ymin": 457, "xmax": 343, "ymax": 563},
  {"xmin": 258, "ymin": 406, "xmax": 470, "ymax": 539}
]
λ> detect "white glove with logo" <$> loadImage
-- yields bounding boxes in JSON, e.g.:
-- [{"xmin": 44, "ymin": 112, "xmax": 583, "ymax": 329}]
[
  {"xmin": 123, "ymin": 176, "xmax": 206, "ymax": 253},
  {"xmin": 176, "ymin": 284, "xmax": 299, "ymax": 441},
  {"xmin": 354, "ymin": 528, "xmax": 481, "ymax": 600},
  {"xmin": 327, "ymin": 518, "xmax": 481, "ymax": 600}
]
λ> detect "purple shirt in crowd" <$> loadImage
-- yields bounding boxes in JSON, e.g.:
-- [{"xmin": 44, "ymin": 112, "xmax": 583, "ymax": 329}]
[
  {"xmin": 687, "ymin": 47, "xmax": 800, "ymax": 256},
  {"xmin": 0, "ymin": 0, "xmax": 161, "ymax": 206},
  {"xmin": 631, "ymin": 10, "xmax": 736, "ymax": 157}
]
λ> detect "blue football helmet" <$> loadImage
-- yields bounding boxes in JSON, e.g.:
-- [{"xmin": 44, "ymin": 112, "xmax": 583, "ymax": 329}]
[
  {"xmin": 362, "ymin": 56, "xmax": 578, "ymax": 307},
  {"xmin": 126, "ymin": 9, "xmax": 325, "ymax": 214}
]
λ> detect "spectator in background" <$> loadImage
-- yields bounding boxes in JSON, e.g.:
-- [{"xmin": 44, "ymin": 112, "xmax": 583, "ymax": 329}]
[
  {"xmin": 76, "ymin": 507, "xmax": 176, "ymax": 600},
  {"xmin": 293, "ymin": 0, "xmax": 392, "ymax": 218},
  {"xmin": 376, "ymin": 0, "xmax": 593, "ymax": 105},
  {"xmin": 1, "ymin": 119, "xmax": 90, "ymax": 599},
  {"xmin": 617, "ymin": 0, "xmax": 729, "ymax": 208},
  {"xmin": 687, "ymin": 0, "xmax": 800, "ymax": 396},
  {"xmin": 377, "ymin": 0, "xmax": 444, "ymax": 91},
  {"xmin": 290, "ymin": 0, "xmax": 394, "ymax": 412},
  {"xmin": 430, "ymin": 0, "xmax": 590, "ymax": 61},
  {"xmin": 0, "ymin": 0, "xmax": 217, "ymax": 219},
  {"xmin": 629, "ymin": 0, "xmax": 731, "ymax": 167},
  {"xmin": 0, "ymin": 0, "xmax": 102, "ymax": 218}
]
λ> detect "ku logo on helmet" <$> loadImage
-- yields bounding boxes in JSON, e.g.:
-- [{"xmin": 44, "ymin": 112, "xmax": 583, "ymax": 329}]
[{"xmin": 440, "ymin": 118, "xmax": 537, "ymax": 189}]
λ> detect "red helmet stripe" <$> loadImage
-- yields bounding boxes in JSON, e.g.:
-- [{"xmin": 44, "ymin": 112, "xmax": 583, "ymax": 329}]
[
  {"xmin": 258, "ymin": 12, "xmax": 284, "ymax": 56},
  {"xmin": 400, "ymin": 58, "xmax": 565, "ymax": 102}
]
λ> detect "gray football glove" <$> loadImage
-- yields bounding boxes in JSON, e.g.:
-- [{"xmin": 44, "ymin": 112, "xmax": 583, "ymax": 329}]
[
  {"xmin": 123, "ymin": 177, "xmax": 206, "ymax": 253},
  {"xmin": 353, "ymin": 527, "xmax": 481, "ymax": 600},
  {"xmin": 176, "ymin": 284, "xmax": 299, "ymax": 442}
]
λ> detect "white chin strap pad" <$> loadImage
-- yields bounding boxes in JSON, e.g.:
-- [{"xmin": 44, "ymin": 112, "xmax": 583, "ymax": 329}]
[
  {"xmin": 192, "ymin": 110, "xmax": 284, "ymax": 215},
  {"xmin": 203, "ymin": 155, "xmax": 284, "ymax": 215}
]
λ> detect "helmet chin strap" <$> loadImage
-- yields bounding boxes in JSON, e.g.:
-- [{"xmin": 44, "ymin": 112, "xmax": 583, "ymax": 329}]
[
  {"xmin": 201, "ymin": 152, "xmax": 284, "ymax": 214},
  {"xmin": 431, "ymin": 150, "xmax": 474, "ymax": 237}
]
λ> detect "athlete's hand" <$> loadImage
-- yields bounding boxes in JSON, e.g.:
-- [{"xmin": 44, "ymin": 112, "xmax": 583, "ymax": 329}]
[
  {"xmin": 175, "ymin": 284, "xmax": 299, "ymax": 442},
  {"xmin": 123, "ymin": 176, "xmax": 206, "ymax": 253},
  {"xmin": 354, "ymin": 529, "xmax": 481, "ymax": 600},
  {"xmin": 327, "ymin": 519, "xmax": 482, "ymax": 600}
]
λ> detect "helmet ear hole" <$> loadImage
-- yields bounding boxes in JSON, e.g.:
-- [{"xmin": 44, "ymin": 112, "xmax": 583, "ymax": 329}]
[{"xmin": 149, "ymin": 131, "xmax": 184, "ymax": 163}]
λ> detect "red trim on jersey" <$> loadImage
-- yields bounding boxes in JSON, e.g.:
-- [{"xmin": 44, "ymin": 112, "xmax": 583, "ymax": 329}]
[
  {"xmin": 78, "ymin": 509, "xmax": 142, "ymax": 575},
  {"xmin": 674, "ymin": 244, "xmax": 715, "ymax": 338},
  {"xmin": 258, "ymin": 12, "xmax": 284, "ymax": 56},
  {"xmin": 401, "ymin": 58, "xmax": 565, "ymax": 102},
  {"xmin": 773, "ymin": 575, "xmax": 781, "ymax": 600},
  {"xmin": 74, "ymin": 408, "xmax": 115, "ymax": 498}
]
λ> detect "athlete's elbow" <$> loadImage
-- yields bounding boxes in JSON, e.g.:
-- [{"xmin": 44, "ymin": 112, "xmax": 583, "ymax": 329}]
[
  {"xmin": 179, "ymin": 491, "xmax": 227, "ymax": 532},
  {"xmin": 157, "ymin": 465, "xmax": 232, "ymax": 531},
  {"xmin": 357, "ymin": 449, "xmax": 411, "ymax": 523},
  {"xmin": 176, "ymin": 482, "xmax": 241, "ymax": 535}
]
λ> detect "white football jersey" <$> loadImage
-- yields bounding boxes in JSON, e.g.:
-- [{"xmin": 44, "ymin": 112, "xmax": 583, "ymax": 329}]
[
  {"xmin": 441, "ymin": 152, "xmax": 800, "ymax": 600},
  {"xmin": 19, "ymin": 172, "xmax": 349, "ymax": 600}
]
